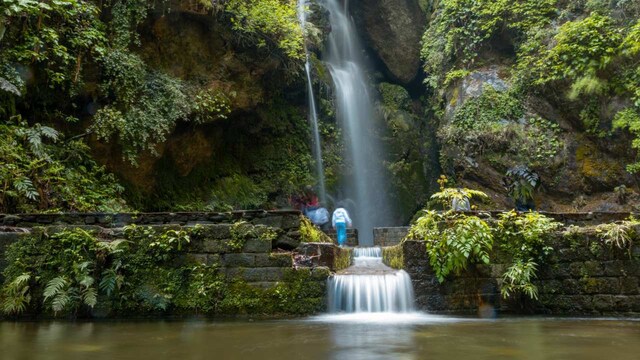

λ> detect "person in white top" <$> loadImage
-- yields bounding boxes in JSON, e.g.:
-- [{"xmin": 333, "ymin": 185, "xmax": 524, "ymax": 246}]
[{"xmin": 332, "ymin": 205, "xmax": 352, "ymax": 246}]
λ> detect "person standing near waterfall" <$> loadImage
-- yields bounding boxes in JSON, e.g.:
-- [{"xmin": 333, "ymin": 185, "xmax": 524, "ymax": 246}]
[{"xmin": 332, "ymin": 204, "xmax": 352, "ymax": 246}]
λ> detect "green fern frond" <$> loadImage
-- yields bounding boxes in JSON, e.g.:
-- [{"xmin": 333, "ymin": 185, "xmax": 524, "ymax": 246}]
[
  {"xmin": 43, "ymin": 277, "xmax": 67, "ymax": 301},
  {"xmin": 83, "ymin": 288, "xmax": 97, "ymax": 308}
]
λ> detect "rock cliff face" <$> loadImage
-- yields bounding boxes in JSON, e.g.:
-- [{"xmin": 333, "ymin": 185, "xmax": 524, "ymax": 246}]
[
  {"xmin": 99, "ymin": 1, "xmax": 638, "ymax": 215},
  {"xmin": 92, "ymin": 9, "xmax": 312, "ymax": 211},
  {"xmin": 350, "ymin": 0, "xmax": 425, "ymax": 84},
  {"xmin": 440, "ymin": 66, "xmax": 638, "ymax": 211}
]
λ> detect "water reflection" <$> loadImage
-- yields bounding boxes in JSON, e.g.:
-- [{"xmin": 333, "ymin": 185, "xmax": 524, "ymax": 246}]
[
  {"xmin": 329, "ymin": 322, "xmax": 416, "ymax": 360},
  {"xmin": 1, "ymin": 318, "xmax": 640, "ymax": 360}
]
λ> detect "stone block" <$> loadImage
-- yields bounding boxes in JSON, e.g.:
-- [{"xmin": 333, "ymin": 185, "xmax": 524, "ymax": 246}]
[
  {"xmin": 187, "ymin": 254, "xmax": 220, "ymax": 266},
  {"xmin": 538, "ymin": 280, "xmax": 562, "ymax": 294},
  {"xmin": 592, "ymin": 295, "xmax": 615, "ymax": 311},
  {"xmin": 611, "ymin": 295, "xmax": 634, "ymax": 312},
  {"xmin": 191, "ymin": 224, "xmax": 232, "ymax": 240},
  {"xmin": 631, "ymin": 296, "xmax": 640, "ymax": 312},
  {"xmin": 255, "ymin": 253, "xmax": 293, "ymax": 267},
  {"xmin": 603, "ymin": 260, "xmax": 627, "ymax": 276},
  {"xmin": 190, "ymin": 254, "xmax": 208, "ymax": 265},
  {"xmin": 274, "ymin": 234, "xmax": 300, "ymax": 250},
  {"xmin": 281, "ymin": 215, "xmax": 301, "ymax": 230},
  {"xmin": 559, "ymin": 247, "xmax": 591, "ymax": 262},
  {"xmin": 557, "ymin": 295, "xmax": 594, "ymax": 313},
  {"xmin": 223, "ymin": 253, "xmax": 256, "ymax": 267},
  {"xmin": 579, "ymin": 277, "xmax": 620, "ymax": 294},
  {"xmin": 201, "ymin": 239, "xmax": 229, "ymax": 253},
  {"xmin": 561, "ymin": 279, "xmax": 580, "ymax": 295},
  {"xmin": 226, "ymin": 267, "xmax": 286, "ymax": 282},
  {"xmin": 243, "ymin": 238, "xmax": 271, "ymax": 253},
  {"xmin": 311, "ymin": 267, "xmax": 331, "ymax": 280},
  {"xmin": 620, "ymin": 277, "xmax": 639, "ymax": 295},
  {"xmin": 251, "ymin": 216, "xmax": 283, "ymax": 229},
  {"xmin": 583, "ymin": 261, "xmax": 604, "ymax": 276}
]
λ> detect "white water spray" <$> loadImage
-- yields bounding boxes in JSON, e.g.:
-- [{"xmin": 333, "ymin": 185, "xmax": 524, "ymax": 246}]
[
  {"xmin": 322, "ymin": 0, "xmax": 392, "ymax": 245},
  {"xmin": 297, "ymin": 0, "xmax": 327, "ymax": 203},
  {"xmin": 327, "ymin": 248, "xmax": 415, "ymax": 313}
]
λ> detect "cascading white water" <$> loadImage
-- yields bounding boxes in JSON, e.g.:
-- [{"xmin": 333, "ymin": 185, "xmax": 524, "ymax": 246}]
[
  {"xmin": 297, "ymin": 0, "xmax": 327, "ymax": 203},
  {"xmin": 353, "ymin": 247, "xmax": 382, "ymax": 258},
  {"xmin": 322, "ymin": 0, "xmax": 392, "ymax": 245},
  {"xmin": 328, "ymin": 247, "xmax": 415, "ymax": 313}
]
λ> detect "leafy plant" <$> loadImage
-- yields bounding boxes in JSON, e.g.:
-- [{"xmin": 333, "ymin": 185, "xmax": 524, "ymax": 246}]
[
  {"xmin": 225, "ymin": 0, "xmax": 304, "ymax": 61},
  {"xmin": 149, "ymin": 230, "xmax": 191, "ymax": 261},
  {"xmin": 430, "ymin": 187, "xmax": 489, "ymax": 209},
  {"xmin": 407, "ymin": 211, "xmax": 494, "ymax": 282},
  {"xmin": 502, "ymin": 165, "xmax": 540, "ymax": 207},
  {"xmin": 1, "ymin": 273, "xmax": 32, "ymax": 315},
  {"xmin": 595, "ymin": 218, "xmax": 639, "ymax": 252},
  {"xmin": 501, "ymin": 259, "xmax": 539, "ymax": 300},
  {"xmin": 612, "ymin": 108, "xmax": 640, "ymax": 173},
  {"xmin": 229, "ymin": 221, "xmax": 256, "ymax": 251},
  {"xmin": 0, "ymin": 118, "xmax": 128, "ymax": 213},
  {"xmin": 300, "ymin": 216, "xmax": 331, "ymax": 243},
  {"xmin": 496, "ymin": 211, "xmax": 561, "ymax": 299}
]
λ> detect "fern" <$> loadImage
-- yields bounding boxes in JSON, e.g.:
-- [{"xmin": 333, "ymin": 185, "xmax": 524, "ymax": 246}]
[
  {"xmin": 13, "ymin": 176, "xmax": 39, "ymax": 200},
  {"xmin": 501, "ymin": 259, "xmax": 539, "ymax": 300},
  {"xmin": 1, "ymin": 273, "xmax": 32, "ymax": 315},
  {"xmin": 43, "ymin": 276, "xmax": 69, "ymax": 314},
  {"xmin": 99, "ymin": 261, "xmax": 124, "ymax": 297},
  {"xmin": 83, "ymin": 288, "xmax": 97, "ymax": 308}
]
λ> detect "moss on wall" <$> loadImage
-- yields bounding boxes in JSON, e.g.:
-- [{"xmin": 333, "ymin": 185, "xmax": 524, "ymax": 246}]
[
  {"xmin": 0, "ymin": 221, "xmax": 327, "ymax": 319},
  {"xmin": 382, "ymin": 244, "xmax": 405, "ymax": 270},
  {"xmin": 333, "ymin": 248, "xmax": 353, "ymax": 271}
]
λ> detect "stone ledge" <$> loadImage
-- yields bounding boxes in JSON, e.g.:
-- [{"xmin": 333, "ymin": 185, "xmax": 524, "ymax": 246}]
[{"xmin": 0, "ymin": 211, "xmax": 301, "ymax": 228}]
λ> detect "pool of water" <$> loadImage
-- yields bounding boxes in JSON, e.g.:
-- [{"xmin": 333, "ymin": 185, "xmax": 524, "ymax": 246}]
[{"xmin": 2, "ymin": 315, "xmax": 639, "ymax": 360}]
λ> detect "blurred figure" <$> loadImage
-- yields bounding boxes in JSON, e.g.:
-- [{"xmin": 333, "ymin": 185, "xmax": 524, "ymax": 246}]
[
  {"xmin": 332, "ymin": 204, "xmax": 352, "ymax": 246},
  {"xmin": 451, "ymin": 188, "xmax": 471, "ymax": 211}
]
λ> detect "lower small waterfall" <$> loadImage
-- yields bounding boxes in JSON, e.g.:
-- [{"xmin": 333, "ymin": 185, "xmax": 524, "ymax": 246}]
[{"xmin": 327, "ymin": 247, "xmax": 415, "ymax": 313}]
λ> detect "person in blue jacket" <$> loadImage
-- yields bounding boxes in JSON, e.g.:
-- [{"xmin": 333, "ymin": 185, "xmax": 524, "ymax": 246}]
[{"xmin": 331, "ymin": 204, "xmax": 352, "ymax": 246}]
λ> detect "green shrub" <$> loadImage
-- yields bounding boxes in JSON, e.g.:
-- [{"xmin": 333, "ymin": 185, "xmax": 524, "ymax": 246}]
[
  {"xmin": 407, "ymin": 211, "xmax": 494, "ymax": 282},
  {"xmin": 595, "ymin": 217, "xmax": 639, "ymax": 252},
  {"xmin": 495, "ymin": 211, "xmax": 561, "ymax": 299},
  {"xmin": 406, "ymin": 210, "xmax": 561, "ymax": 300},
  {"xmin": 300, "ymin": 216, "xmax": 332, "ymax": 243},
  {"xmin": 0, "ymin": 119, "xmax": 128, "ymax": 213}
]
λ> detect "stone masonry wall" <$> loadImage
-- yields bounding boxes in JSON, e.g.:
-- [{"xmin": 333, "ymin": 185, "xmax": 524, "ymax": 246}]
[
  {"xmin": 374, "ymin": 227, "xmax": 408, "ymax": 246},
  {"xmin": 386, "ymin": 226, "xmax": 640, "ymax": 316},
  {"xmin": 326, "ymin": 228, "xmax": 358, "ymax": 247},
  {"xmin": 0, "ymin": 211, "xmax": 343, "ymax": 313}
]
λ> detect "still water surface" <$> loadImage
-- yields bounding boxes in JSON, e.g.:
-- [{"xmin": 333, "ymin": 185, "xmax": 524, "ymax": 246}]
[{"xmin": 1, "ymin": 314, "xmax": 639, "ymax": 360}]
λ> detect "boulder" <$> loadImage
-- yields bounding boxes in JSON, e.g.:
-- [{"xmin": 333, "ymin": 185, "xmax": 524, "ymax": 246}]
[{"xmin": 351, "ymin": 0, "xmax": 425, "ymax": 84}]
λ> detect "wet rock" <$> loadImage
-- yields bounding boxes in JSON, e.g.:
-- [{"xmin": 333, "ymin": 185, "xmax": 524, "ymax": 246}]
[{"xmin": 351, "ymin": 0, "xmax": 425, "ymax": 84}]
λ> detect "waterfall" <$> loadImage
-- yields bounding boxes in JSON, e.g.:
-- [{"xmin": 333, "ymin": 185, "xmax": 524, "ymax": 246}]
[
  {"xmin": 297, "ymin": 0, "xmax": 327, "ymax": 204},
  {"xmin": 327, "ymin": 248, "xmax": 415, "ymax": 313},
  {"xmin": 353, "ymin": 247, "xmax": 382, "ymax": 258},
  {"xmin": 322, "ymin": 0, "xmax": 392, "ymax": 245}
]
